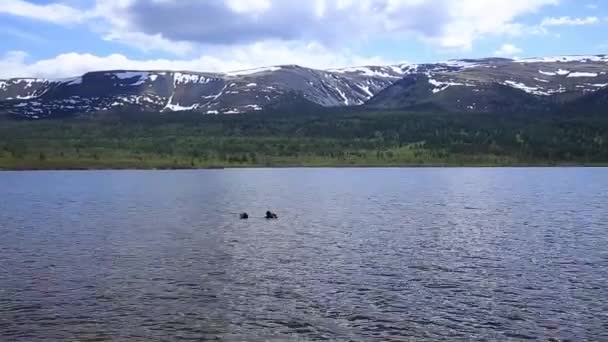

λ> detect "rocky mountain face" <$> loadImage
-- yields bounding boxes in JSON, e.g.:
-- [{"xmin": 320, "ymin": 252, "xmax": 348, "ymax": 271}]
[
  {"xmin": 1, "ymin": 55, "xmax": 607, "ymax": 119},
  {"xmin": 366, "ymin": 56, "xmax": 608, "ymax": 113},
  {"xmin": 0, "ymin": 65, "xmax": 408, "ymax": 119}
]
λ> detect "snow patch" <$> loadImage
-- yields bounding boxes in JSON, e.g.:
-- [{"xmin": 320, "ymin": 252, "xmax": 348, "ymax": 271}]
[
  {"xmin": 15, "ymin": 95, "xmax": 37, "ymax": 100},
  {"xmin": 390, "ymin": 66, "xmax": 404, "ymax": 74},
  {"xmin": 503, "ymin": 80, "xmax": 549, "ymax": 96},
  {"xmin": 567, "ymin": 72, "xmax": 598, "ymax": 78},
  {"xmin": 517, "ymin": 55, "xmax": 608, "ymax": 63},
  {"xmin": 428, "ymin": 78, "xmax": 468, "ymax": 93},
  {"xmin": 329, "ymin": 66, "xmax": 401, "ymax": 78},
  {"xmin": 244, "ymin": 104, "xmax": 263, "ymax": 111},
  {"xmin": 441, "ymin": 60, "xmax": 480, "ymax": 69},
  {"xmin": 537, "ymin": 69, "xmax": 569, "ymax": 76},
  {"xmin": 106, "ymin": 72, "xmax": 150, "ymax": 86},
  {"xmin": 174, "ymin": 72, "xmax": 210, "ymax": 85},
  {"xmin": 547, "ymin": 85, "xmax": 567, "ymax": 94},
  {"xmin": 21, "ymin": 79, "xmax": 44, "ymax": 88},
  {"xmin": 201, "ymin": 85, "xmax": 227, "ymax": 103},
  {"xmin": 113, "ymin": 71, "xmax": 149, "ymax": 80},
  {"xmin": 334, "ymin": 86, "xmax": 349, "ymax": 105},
  {"xmin": 165, "ymin": 102, "xmax": 199, "ymax": 111},
  {"xmin": 246, "ymin": 83, "xmax": 257, "ymax": 87},
  {"xmin": 358, "ymin": 84, "xmax": 374, "ymax": 98},
  {"xmin": 227, "ymin": 66, "xmax": 281, "ymax": 76}
]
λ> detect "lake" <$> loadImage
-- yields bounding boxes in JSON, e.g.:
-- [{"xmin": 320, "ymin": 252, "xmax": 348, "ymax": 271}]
[{"xmin": 1, "ymin": 168, "xmax": 607, "ymax": 341}]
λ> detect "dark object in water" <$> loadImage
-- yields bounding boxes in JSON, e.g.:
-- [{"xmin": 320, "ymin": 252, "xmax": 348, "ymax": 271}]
[
  {"xmin": 240, "ymin": 213, "xmax": 249, "ymax": 219},
  {"xmin": 265, "ymin": 211, "xmax": 278, "ymax": 219}
]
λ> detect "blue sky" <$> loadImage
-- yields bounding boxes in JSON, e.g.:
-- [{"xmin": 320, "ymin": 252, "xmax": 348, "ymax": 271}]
[{"xmin": 0, "ymin": 0, "xmax": 606, "ymax": 78}]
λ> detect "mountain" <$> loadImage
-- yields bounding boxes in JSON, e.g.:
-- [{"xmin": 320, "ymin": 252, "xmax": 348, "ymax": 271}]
[
  {"xmin": 560, "ymin": 84, "xmax": 608, "ymax": 115},
  {"xmin": 0, "ymin": 65, "xmax": 408, "ymax": 119},
  {"xmin": 1, "ymin": 55, "xmax": 607, "ymax": 119},
  {"xmin": 366, "ymin": 56, "xmax": 608, "ymax": 113}
]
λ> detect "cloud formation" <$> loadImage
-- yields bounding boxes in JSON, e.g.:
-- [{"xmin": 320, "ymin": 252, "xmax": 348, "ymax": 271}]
[
  {"xmin": 494, "ymin": 44, "xmax": 523, "ymax": 57},
  {"xmin": 0, "ymin": 0, "xmax": 86, "ymax": 24},
  {"xmin": 120, "ymin": 0, "xmax": 448, "ymax": 46},
  {"xmin": 0, "ymin": 42, "xmax": 392, "ymax": 79},
  {"xmin": 3, "ymin": 0, "xmax": 595, "ymax": 78},
  {"xmin": 103, "ymin": 0, "xmax": 557, "ymax": 51},
  {"xmin": 541, "ymin": 16, "xmax": 599, "ymax": 26},
  {"xmin": 1, "ymin": 0, "xmax": 558, "ymax": 52}
]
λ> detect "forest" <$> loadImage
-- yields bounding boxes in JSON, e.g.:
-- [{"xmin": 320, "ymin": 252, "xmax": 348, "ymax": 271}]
[{"xmin": 1, "ymin": 108, "xmax": 607, "ymax": 169}]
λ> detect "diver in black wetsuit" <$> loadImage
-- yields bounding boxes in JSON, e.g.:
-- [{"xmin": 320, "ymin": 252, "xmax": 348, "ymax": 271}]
[
  {"xmin": 240, "ymin": 213, "xmax": 249, "ymax": 219},
  {"xmin": 265, "ymin": 211, "xmax": 278, "ymax": 219}
]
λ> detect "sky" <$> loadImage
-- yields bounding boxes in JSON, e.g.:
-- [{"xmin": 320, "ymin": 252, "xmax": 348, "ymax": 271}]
[{"xmin": 0, "ymin": 0, "xmax": 606, "ymax": 78}]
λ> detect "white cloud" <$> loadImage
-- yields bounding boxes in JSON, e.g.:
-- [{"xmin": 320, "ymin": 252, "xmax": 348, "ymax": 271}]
[
  {"xmin": 0, "ymin": 0, "xmax": 559, "ymax": 53},
  {"xmin": 424, "ymin": 0, "xmax": 557, "ymax": 50},
  {"xmin": 102, "ymin": 31, "xmax": 195, "ymax": 56},
  {"xmin": 225, "ymin": 0, "xmax": 272, "ymax": 14},
  {"xmin": 494, "ymin": 43, "xmax": 523, "ymax": 57},
  {"xmin": 541, "ymin": 16, "xmax": 599, "ymax": 26},
  {"xmin": 0, "ymin": 0, "xmax": 572, "ymax": 78},
  {"xmin": 0, "ymin": 0, "xmax": 87, "ymax": 24},
  {"xmin": 0, "ymin": 42, "xmax": 394, "ymax": 79},
  {"xmin": 585, "ymin": 4, "xmax": 598, "ymax": 9}
]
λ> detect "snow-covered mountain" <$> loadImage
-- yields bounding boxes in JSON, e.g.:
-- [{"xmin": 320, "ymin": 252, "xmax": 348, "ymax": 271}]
[
  {"xmin": 1, "ymin": 55, "xmax": 607, "ymax": 119},
  {"xmin": 366, "ymin": 55, "xmax": 608, "ymax": 113},
  {"xmin": 0, "ymin": 65, "xmax": 409, "ymax": 119}
]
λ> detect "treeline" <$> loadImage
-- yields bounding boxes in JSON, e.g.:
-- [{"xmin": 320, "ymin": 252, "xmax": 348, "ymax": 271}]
[{"xmin": 0, "ymin": 109, "xmax": 607, "ymax": 169}]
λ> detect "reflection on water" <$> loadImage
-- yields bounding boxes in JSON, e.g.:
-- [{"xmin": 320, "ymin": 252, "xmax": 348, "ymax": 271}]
[{"xmin": 1, "ymin": 168, "xmax": 607, "ymax": 341}]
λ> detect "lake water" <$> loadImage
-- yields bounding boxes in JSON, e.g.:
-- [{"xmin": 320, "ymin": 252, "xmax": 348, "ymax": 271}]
[{"xmin": 1, "ymin": 168, "xmax": 607, "ymax": 341}]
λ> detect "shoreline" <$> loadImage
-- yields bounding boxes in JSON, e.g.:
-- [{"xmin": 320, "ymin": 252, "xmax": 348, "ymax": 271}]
[{"xmin": 2, "ymin": 163, "xmax": 608, "ymax": 171}]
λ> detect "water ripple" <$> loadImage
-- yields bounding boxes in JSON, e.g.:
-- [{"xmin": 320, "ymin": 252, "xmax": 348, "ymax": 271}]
[{"xmin": 1, "ymin": 168, "xmax": 607, "ymax": 341}]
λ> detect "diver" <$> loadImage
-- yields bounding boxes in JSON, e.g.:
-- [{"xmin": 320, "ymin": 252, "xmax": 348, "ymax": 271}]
[
  {"xmin": 265, "ymin": 211, "xmax": 278, "ymax": 219},
  {"xmin": 240, "ymin": 212, "xmax": 249, "ymax": 219}
]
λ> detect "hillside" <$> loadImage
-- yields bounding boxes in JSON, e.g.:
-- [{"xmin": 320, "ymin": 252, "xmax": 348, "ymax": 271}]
[
  {"xmin": 1, "ymin": 106, "xmax": 607, "ymax": 169},
  {"xmin": 1, "ymin": 55, "xmax": 607, "ymax": 119},
  {"xmin": 366, "ymin": 56, "xmax": 608, "ymax": 113}
]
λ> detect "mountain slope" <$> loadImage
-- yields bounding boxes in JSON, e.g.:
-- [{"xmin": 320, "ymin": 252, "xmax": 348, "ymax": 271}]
[
  {"xmin": 366, "ymin": 56, "xmax": 608, "ymax": 112},
  {"xmin": 365, "ymin": 74, "xmax": 555, "ymax": 113},
  {"xmin": 1, "ymin": 55, "xmax": 608, "ymax": 119},
  {"xmin": 560, "ymin": 85, "xmax": 608, "ymax": 115},
  {"xmin": 0, "ymin": 65, "xmax": 407, "ymax": 119}
]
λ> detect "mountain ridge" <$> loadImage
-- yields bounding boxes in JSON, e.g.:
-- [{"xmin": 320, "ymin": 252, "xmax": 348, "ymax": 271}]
[{"xmin": 1, "ymin": 54, "xmax": 607, "ymax": 119}]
